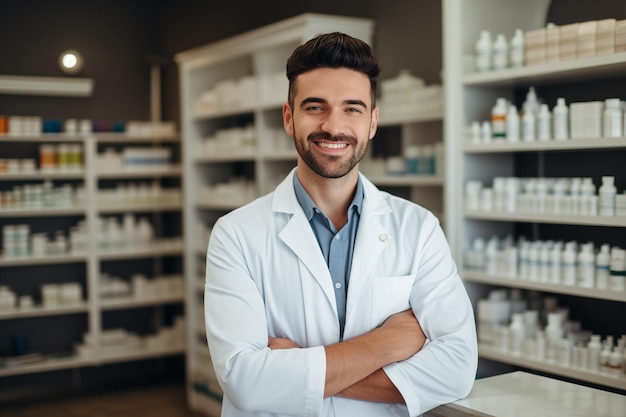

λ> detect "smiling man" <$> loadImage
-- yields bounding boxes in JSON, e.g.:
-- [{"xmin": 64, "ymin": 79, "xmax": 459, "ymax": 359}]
[{"xmin": 205, "ymin": 32, "xmax": 477, "ymax": 417}]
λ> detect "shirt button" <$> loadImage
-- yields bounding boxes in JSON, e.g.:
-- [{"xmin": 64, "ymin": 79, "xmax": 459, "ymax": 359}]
[
  {"xmin": 379, "ymin": 233, "xmax": 389, "ymax": 242},
  {"xmin": 335, "ymin": 282, "xmax": 342, "ymax": 289},
  {"xmin": 335, "ymin": 234, "xmax": 341, "ymax": 240}
]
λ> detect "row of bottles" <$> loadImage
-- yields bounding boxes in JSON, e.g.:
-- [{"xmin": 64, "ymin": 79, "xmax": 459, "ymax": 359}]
[
  {"xmin": 465, "ymin": 235, "xmax": 626, "ymax": 291},
  {"xmin": 478, "ymin": 289, "xmax": 626, "ymax": 376},
  {"xmin": 469, "ymin": 88, "xmax": 626, "ymax": 144}
]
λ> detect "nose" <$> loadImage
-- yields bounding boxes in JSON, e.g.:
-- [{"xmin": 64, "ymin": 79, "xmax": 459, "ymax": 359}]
[{"xmin": 321, "ymin": 109, "xmax": 343, "ymax": 136}]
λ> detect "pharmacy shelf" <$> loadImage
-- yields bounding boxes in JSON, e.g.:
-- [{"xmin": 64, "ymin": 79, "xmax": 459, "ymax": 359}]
[
  {"xmin": 464, "ymin": 210, "xmax": 626, "ymax": 227},
  {"xmin": 194, "ymin": 153, "xmax": 256, "ymax": 163},
  {"xmin": 0, "ymin": 134, "xmax": 86, "ymax": 143},
  {"xmin": 96, "ymin": 240, "xmax": 184, "ymax": 260},
  {"xmin": 100, "ymin": 295, "xmax": 185, "ymax": 310},
  {"xmin": 194, "ymin": 106, "xmax": 255, "ymax": 121},
  {"xmin": 96, "ymin": 202, "xmax": 182, "ymax": 213},
  {"xmin": 96, "ymin": 166, "xmax": 182, "ymax": 179},
  {"xmin": 94, "ymin": 133, "xmax": 181, "ymax": 143},
  {"xmin": 463, "ymin": 137, "xmax": 626, "ymax": 153},
  {"xmin": 0, "ymin": 207, "xmax": 86, "ymax": 217},
  {"xmin": 478, "ymin": 344, "xmax": 626, "ymax": 391},
  {"xmin": 463, "ymin": 270, "xmax": 626, "ymax": 303},
  {"xmin": 0, "ymin": 303, "xmax": 88, "ymax": 320},
  {"xmin": 0, "ymin": 346, "xmax": 185, "ymax": 378},
  {"xmin": 378, "ymin": 108, "xmax": 444, "ymax": 126},
  {"xmin": 463, "ymin": 52, "xmax": 626, "ymax": 87},
  {"xmin": 0, "ymin": 253, "xmax": 87, "ymax": 267},
  {"xmin": 365, "ymin": 175, "xmax": 444, "ymax": 187},
  {"xmin": 0, "ymin": 171, "xmax": 85, "ymax": 181},
  {"xmin": 196, "ymin": 199, "xmax": 255, "ymax": 211},
  {"xmin": 0, "ymin": 355, "xmax": 88, "ymax": 378},
  {"xmin": 96, "ymin": 345, "xmax": 185, "ymax": 365},
  {"xmin": 259, "ymin": 150, "xmax": 298, "ymax": 161}
]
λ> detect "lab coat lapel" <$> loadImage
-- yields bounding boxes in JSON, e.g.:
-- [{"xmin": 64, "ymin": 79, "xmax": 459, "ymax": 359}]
[
  {"xmin": 274, "ymin": 170, "xmax": 337, "ymax": 315},
  {"xmin": 345, "ymin": 175, "xmax": 392, "ymax": 336}
]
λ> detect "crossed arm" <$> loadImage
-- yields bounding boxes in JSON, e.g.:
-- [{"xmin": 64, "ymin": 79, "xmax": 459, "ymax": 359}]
[{"xmin": 269, "ymin": 309, "xmax": 426, "ymax": 404}]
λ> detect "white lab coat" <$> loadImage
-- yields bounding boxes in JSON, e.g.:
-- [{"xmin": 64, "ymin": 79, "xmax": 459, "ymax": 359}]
[{"xmin": 205, "ymin": 168, "xmax": 477, "ymax": 417}]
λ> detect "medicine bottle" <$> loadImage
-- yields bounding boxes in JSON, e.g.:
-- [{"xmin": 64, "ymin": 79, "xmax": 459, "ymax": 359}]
[
  {"xmin": 595, "ymin": 244, "xmax": 611, "ymax": 289},
  {"xmin": 598, "ymin": 176, "xmax": 616, "ymax": 216},
  {"xmin": 509, "ymin": 29, "xmax": 525, "ymax": 67},
  {"xmin": 603, "ymin": 98, "xmax": 623, "ymax": 138},
  {"xmin": 506, "ymin": 105, "xmax": 519, "ymax": 142},
  {"xmin": 475, "ymin": 31, "xmax": 492, "ymax": 72},
  {"xmin": 552, "ymin": 98, "xmax": 569, "ymax": 140},
  {"xmin": 492, "ymin": 34, "xmax": 509, "ymax": 70},
  {"xmin": 537, "ymin": 104, "xmax": 552, "ymax": 141},
  {"xmin": 610, "ymin": 247, "xmax": 626, "ymax": 291},
  {"xmin": 576, "ymin": 242, "xmax": 595, "ymax": 288},
  {"xmin": 491, "ymin": 98, "xmax": 508, "ymax": 140}
]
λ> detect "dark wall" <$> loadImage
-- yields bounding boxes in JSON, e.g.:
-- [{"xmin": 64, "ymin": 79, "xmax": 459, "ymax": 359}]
[
  {"xmin": 0, "ymin": 0, "xmax": 161, "ymax": 121},
  {"xmin": 0, "ymin": 1, "xmax": 443, "ymax": 129}
]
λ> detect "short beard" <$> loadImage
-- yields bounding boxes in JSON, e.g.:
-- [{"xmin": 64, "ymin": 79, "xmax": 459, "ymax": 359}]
[{"xmin": 294, "ymin": 130, "xmax": 368, "ymax": 179}]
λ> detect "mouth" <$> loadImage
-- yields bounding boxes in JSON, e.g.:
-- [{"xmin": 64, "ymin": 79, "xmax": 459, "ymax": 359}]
[{"xmin": 316, "ymin": 141, "xmax": 349, "ymax": 150}]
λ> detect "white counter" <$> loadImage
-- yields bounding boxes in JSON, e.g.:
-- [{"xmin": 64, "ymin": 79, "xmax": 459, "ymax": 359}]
[{"xmin": 426, "ymin": 371, "xmax": 626, "ymax": 417}]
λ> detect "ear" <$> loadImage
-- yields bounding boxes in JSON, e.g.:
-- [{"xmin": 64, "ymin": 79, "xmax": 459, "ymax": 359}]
[
  {"xmin": 369, "ymin": 106, "xmax": 379, "ymax": 140},
  {"xmin": 282, "ymin": 102, "xmax": 294, "ymax": 137}
]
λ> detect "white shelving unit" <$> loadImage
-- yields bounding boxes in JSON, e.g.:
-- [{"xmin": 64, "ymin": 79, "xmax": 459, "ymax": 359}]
[
  {"xmin": 0, "ymin": 132, "xmax": 184, "ymax": 381},
  {"xmin": 444, "ymin": 0, "xmax": 626, "ymax": 392},
  {"xmin": 175, "ymin": 13, "xmax": 377, "ymax": 416},
  {"xmin": 363, "ymin": 107, "xmax": 447, "ymax": 228}
]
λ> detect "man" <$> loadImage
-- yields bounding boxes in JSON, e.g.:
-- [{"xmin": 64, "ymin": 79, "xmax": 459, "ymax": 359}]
[{"xmin": 205, "ymin": 32, "xmax": 477, "ymax": 417}]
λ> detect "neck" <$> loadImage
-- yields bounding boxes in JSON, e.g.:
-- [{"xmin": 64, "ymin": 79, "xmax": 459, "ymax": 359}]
[{"xmin": 297, "ymin": 165, "xmax": 358, "ymax": 230}]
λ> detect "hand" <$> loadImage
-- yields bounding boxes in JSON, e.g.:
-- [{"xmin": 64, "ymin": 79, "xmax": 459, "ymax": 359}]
[
  {"xmin": 378, "ymin": 309, "xmax": 426, "ymax": 362},
  {"xmin": 268, "ymin": 337, "xmax": 300, "ymax": 350}
]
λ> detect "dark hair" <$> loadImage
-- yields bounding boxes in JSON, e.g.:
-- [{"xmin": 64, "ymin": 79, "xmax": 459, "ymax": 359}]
[{"xmin": 286, "ymin": 32, "xmax": 380, "ymax": 108}]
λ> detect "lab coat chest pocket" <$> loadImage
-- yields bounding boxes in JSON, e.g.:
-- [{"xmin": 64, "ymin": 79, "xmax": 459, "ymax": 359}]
[{"xmin": 371, "ymin": 274, "xmax": 414, "ymax": 327}]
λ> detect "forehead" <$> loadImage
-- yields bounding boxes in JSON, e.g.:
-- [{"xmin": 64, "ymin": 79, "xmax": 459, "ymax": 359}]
[{"xmin": 293, "ymin": 67, "xmax": 372, "ymax": 106}]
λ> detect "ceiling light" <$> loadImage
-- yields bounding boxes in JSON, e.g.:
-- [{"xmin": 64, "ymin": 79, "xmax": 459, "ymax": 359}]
[{"xmin": 59, "ymin": 50, "xmax": 84, "ymax": 75}]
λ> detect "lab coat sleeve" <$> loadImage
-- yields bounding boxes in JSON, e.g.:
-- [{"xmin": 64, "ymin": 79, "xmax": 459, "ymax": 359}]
[
  {"xmin": 383, "ymin": 213, "xmax": 478, "ymax": 416},
  {"xmin": 204, "ymin": 216, "xmax": 326, "ymax": 417}
]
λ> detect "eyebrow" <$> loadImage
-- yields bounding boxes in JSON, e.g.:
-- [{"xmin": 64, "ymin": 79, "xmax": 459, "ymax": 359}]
[{"xmin": 300, "ymin": 97, "xmax": 369, "ymax": 110}]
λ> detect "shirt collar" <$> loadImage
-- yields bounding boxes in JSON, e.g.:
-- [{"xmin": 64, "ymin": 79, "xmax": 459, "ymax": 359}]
[{"xmin": 293, "ymin": 170, "xmax": 364, "ymax": 222}]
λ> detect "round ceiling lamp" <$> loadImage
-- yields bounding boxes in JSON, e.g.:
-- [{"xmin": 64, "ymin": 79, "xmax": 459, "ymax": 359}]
[{"xmin": 59, "ymin": 49, "xmax": 84, "ymax": 75}]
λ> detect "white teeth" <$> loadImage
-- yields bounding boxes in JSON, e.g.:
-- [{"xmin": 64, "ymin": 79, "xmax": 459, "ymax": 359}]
[{"xmin": 318, "ymin": 142, "xmax": 347, "ymax": 149}]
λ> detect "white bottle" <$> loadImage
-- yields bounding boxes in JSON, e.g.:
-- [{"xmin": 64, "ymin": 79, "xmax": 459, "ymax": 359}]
[
  {"xmin": 522, "ymin": 113, "xmax": 536, "ymax": 143},
  {"xmin": 553, "ymin": 98, "xmax": 569, "ymax": 140},
  {"xmin": 491, "ymin": 98, "xmax": 508, "ymax": 141},
  {"xmin": 610, "ymin": 247, "xmax": 626, "ymax": 291},
  {"xmin": 587, "ymin": 334, "xmax": 602, "ymax": 372},
  {"xmin": 545, "ymin": 312, "xmax": 564, "ymax": 362},
  {"xmin": 492, "ymin": 33, "xmax": 509, "ymax": 70},
  {"xmin": 561, "ymin": 241, "xmax": 577, "ymax": 286},
  {"xmin": 510, "ymin": 29, "xmax": 525, "ymax": 68},
  {"xmin": 603, "ymin": 98, "xmax": 623, "ymax": 138},
  {"xmin": 509, "ymin": 313, "xmax": 525, "ymax": 355},
  {"xmin": 475, "ymin": 30, "xmax": 493, "ymax": 72},
  {"xmin": 579, "ymin": 177, "xmax": 597, "ymax": 215},
  {"xmin": 549, "ymin": 241, "xmax": 563, "ymax": 284},
  {"xmin": 598, "ymin": 176, "xmax": 617, "ymax": 216},
  {"xmin": 569, "ymin": 177, "xmax": 582, "ymax": 215},
  {"xmin": 596, "ymin": 244, "xmax": 611, "ymax": 290},
  {"xmin": 609, "ymin": 344, "xmax": 624, "ymax": 376},
  {"xmin": 506, "ymin": 105, "xmax": 520, "ymax": 142},
  {"xmin": 600, "ymin": 338, "xmax": 613, "ymax": 373},
  {"xmin": 471, "ymin": 121, "xmax": 481, "ymax": 144},
  {"xmin": 523, "ymin": 87, "xmax": 540, "ymax": 117},
  {"xmin": 536, "ymin": 104, "xmax": 552, "ymax": 141},
  {"xmin": 481, "ymin": 121, "xmax": 492, "ymax": 143},
  {"xmin": 577, "ymin": 242, "xmax": 595, "ymax": 288}
]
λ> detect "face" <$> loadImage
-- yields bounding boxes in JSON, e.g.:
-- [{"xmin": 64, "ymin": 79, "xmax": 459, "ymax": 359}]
[{"xmin": 283, "ymin": 67, "xmax": 378, "ymax": 180}]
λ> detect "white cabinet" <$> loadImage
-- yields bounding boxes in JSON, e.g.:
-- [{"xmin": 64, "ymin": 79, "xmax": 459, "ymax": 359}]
[
  {"xmin": 0, "ymin": 132, "xmax": 184, "ymax": 379},
  {"xmin": 175, "ymin": 13, "xmax": 375, "ymax": 415},
  {"xmin": 444, "ymin": 0, "xmax": 626, "ymax": 392}
]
